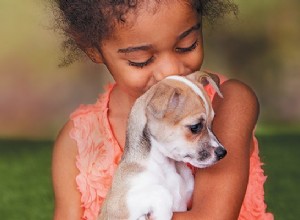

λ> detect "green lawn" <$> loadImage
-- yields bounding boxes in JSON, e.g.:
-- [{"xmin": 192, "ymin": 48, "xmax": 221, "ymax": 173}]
[
  {"xmin": 0, "ymin": 134, "xmax": 299, "ymax": 220},
  {"xmin": 258, "ymin": 134, "xmax": 300, "ymax": 220},
  {"xmin": 0, "ymin": 140, "xmax": 53, "ymax": 220}
]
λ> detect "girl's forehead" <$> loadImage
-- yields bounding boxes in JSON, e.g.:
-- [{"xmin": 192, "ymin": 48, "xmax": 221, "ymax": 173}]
[{"xmin": 106, "ymin": 1, "xmax": 198, "ymax": 44}]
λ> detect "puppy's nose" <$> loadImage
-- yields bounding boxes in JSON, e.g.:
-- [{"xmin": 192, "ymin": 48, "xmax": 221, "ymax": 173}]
[{"xmin": 214, "ymin": 147, "xmax": 227, "ymax": 160}]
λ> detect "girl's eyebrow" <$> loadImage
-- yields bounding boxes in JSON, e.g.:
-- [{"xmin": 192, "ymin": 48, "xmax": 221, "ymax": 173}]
[
  {"xmin": 178, "ymin": 23, "xmax": 201, "ymax": 40},
  {"xmin": 118, "ymin": 45, "xmax": 153, "ymax": 53},
  {"xmin": 117, "ymin": 23, "xmax": 201, "ymax": 54}
]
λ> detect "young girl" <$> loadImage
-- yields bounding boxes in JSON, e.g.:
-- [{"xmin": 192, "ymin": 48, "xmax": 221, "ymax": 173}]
[{"xmin": 51, "ymin": 0, "xmax": 273, "ymax": 219}]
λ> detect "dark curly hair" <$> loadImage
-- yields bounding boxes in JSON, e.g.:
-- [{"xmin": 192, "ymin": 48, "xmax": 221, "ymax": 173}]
[{"xmin": 52, "ymin": 0, "xmax": 238, "ymax": 66}]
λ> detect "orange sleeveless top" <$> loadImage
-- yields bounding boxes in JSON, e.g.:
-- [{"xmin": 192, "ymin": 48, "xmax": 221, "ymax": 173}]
[{"xmin": 70, "ymin": 75, "xmax": 273, "ymax": 220}]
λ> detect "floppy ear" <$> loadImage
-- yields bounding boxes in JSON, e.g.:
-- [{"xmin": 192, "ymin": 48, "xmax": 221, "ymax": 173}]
[
  {"xmin": 146, "ymin": 84, "xmax": 182, "ymax": 119},
  {"xmin": 188, "ymin": 71, "xmax": 223, "ymax": 98}
]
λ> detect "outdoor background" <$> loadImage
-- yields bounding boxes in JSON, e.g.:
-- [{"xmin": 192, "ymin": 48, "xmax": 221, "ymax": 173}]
[{"xmin": 0, "ymin": 0, "xmax": 299, "ymax": 219}]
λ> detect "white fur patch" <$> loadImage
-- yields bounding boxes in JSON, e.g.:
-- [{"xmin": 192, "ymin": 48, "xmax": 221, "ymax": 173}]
[{"xmin": 126, "ymin": 143, "xmax": 194, "ymax": 220}]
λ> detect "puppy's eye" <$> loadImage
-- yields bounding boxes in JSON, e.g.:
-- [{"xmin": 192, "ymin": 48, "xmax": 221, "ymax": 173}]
[{"xmin": 188, "ymin": 122, "xmax": 203, "ymax": 134}]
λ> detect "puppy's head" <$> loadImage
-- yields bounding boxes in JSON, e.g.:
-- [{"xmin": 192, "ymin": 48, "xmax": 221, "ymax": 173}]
[{"xmin": 145, "ymin": 72, "xmax": 226, "ymax": 168}]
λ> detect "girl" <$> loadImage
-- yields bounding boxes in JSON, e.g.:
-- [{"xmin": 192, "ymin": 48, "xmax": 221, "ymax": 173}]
[{"xmin": 51, "ymin": 0, "xmax": 273, "ymax": 219}]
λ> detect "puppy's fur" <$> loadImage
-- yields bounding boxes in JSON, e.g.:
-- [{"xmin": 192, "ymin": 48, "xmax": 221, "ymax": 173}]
[{"xmin": 98, "ymin": 71, "xmax": 226, "ymax": 220}]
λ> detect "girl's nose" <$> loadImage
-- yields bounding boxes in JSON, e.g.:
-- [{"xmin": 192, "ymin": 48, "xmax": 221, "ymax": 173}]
[{"xmin": 153, "ymin": 53, "xmax": 186, "ymax": 81}]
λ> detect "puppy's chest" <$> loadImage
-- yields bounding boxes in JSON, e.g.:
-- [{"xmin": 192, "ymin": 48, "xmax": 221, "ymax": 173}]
[
  {"xmin": 155, "ymin": 163, "xmax": 184, "ymax": 192},
  {"xmin": 133, "ymin": 160, "xmax": 193, "ymax": 210}
]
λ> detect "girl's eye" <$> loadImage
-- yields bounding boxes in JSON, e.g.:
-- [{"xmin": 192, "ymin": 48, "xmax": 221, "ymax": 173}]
[
  {"xmin": 188, "ymin": 122, "xmax": 203, "ymax": 134},
  {"xmin": 175, "ymin": 40, "xmax": 199, "ymax": 53},
  {"xmin": 128, "ymin": 56, "xmax": 154, "ymax": 68}
]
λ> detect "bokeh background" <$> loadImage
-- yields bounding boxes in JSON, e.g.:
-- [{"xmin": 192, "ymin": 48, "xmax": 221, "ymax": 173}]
[{"xmin": 0, "ymin": 0, "xmax": 299, "ymax": 219}]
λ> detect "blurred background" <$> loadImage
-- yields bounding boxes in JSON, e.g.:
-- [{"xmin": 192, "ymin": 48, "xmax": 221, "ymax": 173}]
[
  {"xmin": 0, "ymin": 0, "xmax": 299, "ymax": 219},
  {"xmin": 0, "ymin": 0, "xmax": 299, "ymax": 139}
]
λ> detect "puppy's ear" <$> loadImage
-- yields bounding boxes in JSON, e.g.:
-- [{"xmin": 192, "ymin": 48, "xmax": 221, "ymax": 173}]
[
  {"xmin": 146, "ymin": 84, "xmax": 182, "ymax": 119},
  {"xmin": 188, "ymin": 71, "xmax": 223, "ymax": 98}
]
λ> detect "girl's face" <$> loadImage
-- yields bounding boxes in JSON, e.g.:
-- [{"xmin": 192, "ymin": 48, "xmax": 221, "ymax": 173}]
[{"xmin": 98, "ymin": 1, "xmax": 203, "ymax": 99}]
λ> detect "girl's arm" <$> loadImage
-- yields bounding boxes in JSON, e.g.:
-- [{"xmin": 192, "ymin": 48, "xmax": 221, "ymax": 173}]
[
  {"xmin": 52, "ymin": 121, "xmax": 83, "ymax": 220},
  {"xmin": 173, "ymin": 79, "xmax": 259, "ymax": 220}
]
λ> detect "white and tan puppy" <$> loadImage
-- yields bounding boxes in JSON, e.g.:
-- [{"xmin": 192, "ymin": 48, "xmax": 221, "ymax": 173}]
[{"xmin": 98, "ymin": 71, "xmax": 226, "ymax": 220}]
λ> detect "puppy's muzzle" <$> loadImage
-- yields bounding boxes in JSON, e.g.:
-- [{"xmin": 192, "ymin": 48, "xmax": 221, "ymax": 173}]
[{"xmin": 214, "ymin": 147, "xmax": 227, "ymax": 160}]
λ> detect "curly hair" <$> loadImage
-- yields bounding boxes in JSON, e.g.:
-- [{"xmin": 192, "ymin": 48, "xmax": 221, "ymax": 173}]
[{"xmin": 52, "ymin": 0, "xmax": 238, "ymax": 66}]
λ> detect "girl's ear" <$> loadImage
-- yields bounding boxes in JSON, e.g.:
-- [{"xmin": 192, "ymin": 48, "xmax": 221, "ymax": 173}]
[{"xmin": 85, "ymin": 47, "xmax": 104, "ymax": 63}]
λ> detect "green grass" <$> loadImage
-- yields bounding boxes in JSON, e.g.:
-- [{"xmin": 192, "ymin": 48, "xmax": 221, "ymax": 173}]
[
  {"xmin": 0, "ymin": 140, "xmax": 54, "ymax": 220},
  {"xmin": 0, "ymin": 135, "xmax": 299, "ymax": 220},
  {"xmin": 257, "ymin": 134, "xmax": 300, "ymax": 220}
]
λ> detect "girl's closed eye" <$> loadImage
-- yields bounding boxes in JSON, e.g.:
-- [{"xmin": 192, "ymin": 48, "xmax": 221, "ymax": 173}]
[
  {"xmin": 128, "ymin": 56, "xmax": 155, "ymax": 68},
  {"xmin": 127, "ymin": 40, "xmax": 199, "ymax": 69},
  {"xmin": 175, "ymin": 39, "xmax": 199, "ymax": 53}
]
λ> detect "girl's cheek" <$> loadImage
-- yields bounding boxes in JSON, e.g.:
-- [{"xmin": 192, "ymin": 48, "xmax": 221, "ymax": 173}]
[
  {"xmin": 194, "ymin": 48, "xmax": 204, "ymax": 69},
  {"xmin": 127, "ymin": 70, "xmax": 151, "ymax": 87}
]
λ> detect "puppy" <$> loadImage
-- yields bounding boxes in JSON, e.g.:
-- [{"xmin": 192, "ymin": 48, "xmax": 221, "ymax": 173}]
[{"xmin": 98, "ymin": 71, "xmax": 226, "ymax": 220}]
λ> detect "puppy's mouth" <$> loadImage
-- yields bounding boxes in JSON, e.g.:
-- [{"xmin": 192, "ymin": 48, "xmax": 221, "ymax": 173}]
[
  {"xmin": 183, "ymin": 147, "xmax": 227, "ymax": 168},
  {"xmin": 184, "ymin": 150, "xmax": 212, "ymax": 162},
  {"xmin": 183, "ymin": 154, "xmax": 194, "ymax": 159},
  {"xmin": 183, "ymin": 152, "xmax": 214, "ymax": 168},
  {"xmin": 188, "ymin": 160, "xmax": 218, "ymax": 169}
]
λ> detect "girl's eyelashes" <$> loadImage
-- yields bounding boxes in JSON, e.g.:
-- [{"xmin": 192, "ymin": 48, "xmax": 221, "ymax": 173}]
[
  {"xmin": 128, "ymin": 56, "xmax": 154, "ymax": 68},
  {"xmin": 175, "ymin": 40, "xmax": 199, "ymax": 53},
  {"xmin": 127, "ymin": 39, "xmax": 199, "ymax": 68}
]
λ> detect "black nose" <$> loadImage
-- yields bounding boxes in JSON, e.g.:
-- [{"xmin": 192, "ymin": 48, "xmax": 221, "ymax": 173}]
[{"xmin": 214, "ymin": 147, "xmax": 227, "ymax": 160}]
